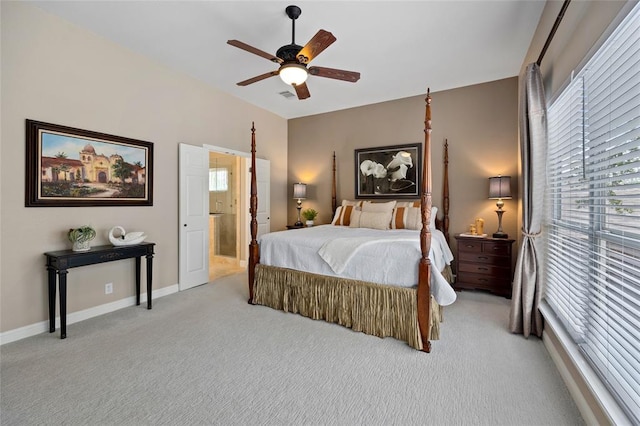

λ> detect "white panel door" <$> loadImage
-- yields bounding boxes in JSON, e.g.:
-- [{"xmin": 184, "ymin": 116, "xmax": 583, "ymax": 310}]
[
  {"xmin": 255, "ymin": 158, "xmax": 270, "ymax": 238},
  {"xmin": 179, "ymin": 143, "xmax": 209, "ymax": 291}
]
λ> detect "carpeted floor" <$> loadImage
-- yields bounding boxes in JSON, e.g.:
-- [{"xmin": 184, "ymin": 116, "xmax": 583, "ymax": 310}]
[{"xmin": 0, "ymin": 272, "xmax": 583, "ymax": 425}]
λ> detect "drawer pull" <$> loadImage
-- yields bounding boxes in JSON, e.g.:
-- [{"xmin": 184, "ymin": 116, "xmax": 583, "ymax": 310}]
[
  {"xmin": 478, "ymin": 256, "xmax": 488, "ymax": 260},
  {"xmin": 478, "ymin": 267, "xmax": 489, "ymax": 271},
  {"xmin": 479, "ymin": 278, "xmax": 488, "ymax": 282},
  {"xmin": 466, "ymin": 245, "xmax": 475, "ymax": 248}
]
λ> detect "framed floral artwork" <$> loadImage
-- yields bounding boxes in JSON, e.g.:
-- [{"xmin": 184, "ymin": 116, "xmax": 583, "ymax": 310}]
[
  {"xmin": 25, "ymin": 120, "xmax": 154, "ymax": 207},
  {"xmin": 355, "ymin": 143, "xmax": 422, "ymax": 199}
]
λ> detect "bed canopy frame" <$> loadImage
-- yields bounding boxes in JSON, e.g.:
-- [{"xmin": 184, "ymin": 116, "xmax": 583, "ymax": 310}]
[{"xmin": 247, "ymin": 90, "xmax": 450, "ymax": 352}]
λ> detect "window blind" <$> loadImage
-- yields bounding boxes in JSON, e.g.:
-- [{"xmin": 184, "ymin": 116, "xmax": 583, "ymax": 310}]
[{"xmin": 545, "ymin": 3, "xmax": 640, "ymax": 422}]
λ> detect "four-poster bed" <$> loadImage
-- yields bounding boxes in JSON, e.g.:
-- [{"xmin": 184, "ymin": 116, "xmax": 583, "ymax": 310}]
[{"xmin": 247, "ymin": 90, "xmax": 454, "ymax": 352}]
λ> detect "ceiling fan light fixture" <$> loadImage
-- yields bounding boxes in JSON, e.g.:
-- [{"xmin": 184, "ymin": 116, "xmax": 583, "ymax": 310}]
[{"xmin": 279, "ymin": 63, "xmax": 308, "ymax": 86}]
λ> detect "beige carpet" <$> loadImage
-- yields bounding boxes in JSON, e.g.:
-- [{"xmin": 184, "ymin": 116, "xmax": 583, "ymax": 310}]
[{"xmin": 0, "ymin": 272, "xmax": 583, "ymax": 425}]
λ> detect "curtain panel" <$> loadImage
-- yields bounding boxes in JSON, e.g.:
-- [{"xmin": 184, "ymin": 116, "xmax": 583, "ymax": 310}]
[{"xmin": 509, "ymin": 63, "xmax": 547, "ymax": 337}]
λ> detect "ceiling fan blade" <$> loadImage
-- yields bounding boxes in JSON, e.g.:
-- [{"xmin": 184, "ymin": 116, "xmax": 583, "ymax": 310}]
[
  {"xmin": 293, "ymin": 82, "xmax": 310, "ymax": 100},
  {"xmin": 227, "ymin": 40, "xmax": 283, "ymax": 64},
  {"xmin": 308, "ymin": 66, "xmax": 360, "ymax": 83},
  {"xmin": 236, "ymin": 71, "xmax": 279, "ymax": 86},
  {"xmin": 296, "ymin": 30, "xmax": 336, "ymax": 64}
]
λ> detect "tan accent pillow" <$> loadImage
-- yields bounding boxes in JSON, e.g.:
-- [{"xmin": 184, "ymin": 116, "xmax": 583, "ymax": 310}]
[
  {"xmin": 361, "ymin": 200, "xmax": 396, "ymax": 213},
  {"xmin": 349, "ymin": 210, "xmax": 392, "ymax": 230}
]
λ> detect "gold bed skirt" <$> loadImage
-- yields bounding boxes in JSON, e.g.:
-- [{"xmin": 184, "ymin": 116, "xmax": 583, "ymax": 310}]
[{"xmin": 253, "ymin": 264, "xmax": 443, "ymax": 350}]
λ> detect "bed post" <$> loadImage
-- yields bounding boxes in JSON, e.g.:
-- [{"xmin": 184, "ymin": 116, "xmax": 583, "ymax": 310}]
[
  {"xmin": 418, "ymin": 89, "xmax": 433, "ymax": 353},
  {"xmin": 332, "ymin": 151, "xmax": 337, "ymax": 217},
  {"xmin": 443, "ymin": 139, "xmax": 450, "ymax": 245},
  {"xmin": 248, "ymin": 122, "xmax": 260, "ymax": 304}
]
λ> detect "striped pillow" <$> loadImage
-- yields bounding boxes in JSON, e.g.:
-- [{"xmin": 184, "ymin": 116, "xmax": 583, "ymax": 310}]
[
  {"xmin": 332, "ymin": 200, "xmax": 364, "ymax": 226},
  {"xmin": 391, "ymin": 206, "xmax": 438, "ymax": 230},
  {"xmin": 395, "ymin": 200, "xmax": 421, "ymax": 208}
]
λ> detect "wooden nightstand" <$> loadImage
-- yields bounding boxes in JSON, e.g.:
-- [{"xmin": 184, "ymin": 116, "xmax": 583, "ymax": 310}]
[
  {"xmin": 454, "ymin": 234, "xmax": 515, "ymax": 298},
  {"xmin": 286, "ymin": 224, "xmax": 304, "ymax": 230}
]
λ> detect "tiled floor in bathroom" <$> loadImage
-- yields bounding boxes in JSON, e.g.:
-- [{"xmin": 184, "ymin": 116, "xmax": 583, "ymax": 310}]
[{"xmin": 209, "ymin": 255, "xmax": 245, "ymax": 281}]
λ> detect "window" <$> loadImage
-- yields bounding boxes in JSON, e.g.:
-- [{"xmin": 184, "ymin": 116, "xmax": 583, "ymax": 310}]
[
  {"xmin": 209, "ymin": 168, "xmax": 228, "ymax": 192},
  {"xmin": 546, "ymin": 3, "xmax": 640, "ymax": 422}
]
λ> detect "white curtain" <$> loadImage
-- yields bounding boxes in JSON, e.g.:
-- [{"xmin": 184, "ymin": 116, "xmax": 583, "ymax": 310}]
[{"xmin": 509, "ymin": 63, "xmax": 546, "ymax": 337}]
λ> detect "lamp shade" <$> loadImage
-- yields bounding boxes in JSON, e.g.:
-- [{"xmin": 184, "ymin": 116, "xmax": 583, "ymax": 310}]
[
  {"xmin": 488, "ymin": 176, "xmax": 512, "ymax": 199},
  {"xmin": 279, "ymin": 63, "xmax": 308, "ymax": 86},
  {"xmin": 293, "ymin": 183, "xmax": 307, "ymax": 199}
]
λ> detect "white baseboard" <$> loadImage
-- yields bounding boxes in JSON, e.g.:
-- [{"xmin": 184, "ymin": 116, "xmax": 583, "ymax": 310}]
[{"xmin": 0, "ymin": 284, "xmax": 179, "ymax": 345}]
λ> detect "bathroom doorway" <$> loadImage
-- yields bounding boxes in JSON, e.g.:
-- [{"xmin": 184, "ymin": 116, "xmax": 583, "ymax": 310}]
[{"xmin": 208, "ymin": 151, "xmax": 244, "ymax": 280}]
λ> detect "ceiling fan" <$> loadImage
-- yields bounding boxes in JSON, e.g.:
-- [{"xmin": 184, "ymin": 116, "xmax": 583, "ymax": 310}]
[{"xmin": 227, "ymin": 5, "xmax": 360, "ymax": 100}]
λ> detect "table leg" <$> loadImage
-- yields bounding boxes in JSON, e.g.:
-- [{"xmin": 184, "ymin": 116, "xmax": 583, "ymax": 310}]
[
  {"xmin": 135, "ymin": 256, "xmax": 141, "ymax": 306},
  {"xmin": 146, "ymin": 253, "xmax": 153, "ymax": 309},
  {"xmin": 47, "ymin": 266, "xmax": 56, "ymax": 333},
  {"xmin": 59, "ymin": 270, "xmax": 68, "ymax": 339}
]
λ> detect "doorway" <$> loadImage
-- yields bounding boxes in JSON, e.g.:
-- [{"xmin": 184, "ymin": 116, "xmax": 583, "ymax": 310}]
[
  {"xmin": 179, "ymin": 143, "xmax": 269, "ymax": 290},
  {"xmin": 208, "ymin": 152, "xmax": 244, "ymax": 280}
]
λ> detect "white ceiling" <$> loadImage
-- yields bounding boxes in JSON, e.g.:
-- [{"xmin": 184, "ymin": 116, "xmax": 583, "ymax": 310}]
[{"xmin": 31, "ymin": 1, "xmax": 546, "ymax": 119}]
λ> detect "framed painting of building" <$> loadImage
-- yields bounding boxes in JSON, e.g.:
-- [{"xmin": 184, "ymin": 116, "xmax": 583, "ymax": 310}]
[
  {"xmin": 25, "ymin": 120, "xmax": 154, "ymax": 207},
  {"xmin": 355, "ymin": 143, "xmax": 422, "ymax": 199}
]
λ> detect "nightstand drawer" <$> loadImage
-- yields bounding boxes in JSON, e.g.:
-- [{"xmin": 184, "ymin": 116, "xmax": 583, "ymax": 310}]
[
  {"xmin": 457, "ymin": 240, "xmax": 483, "ymax": 253},
  {"xmin": 457, "ymin": 272, "xmax": 512, "ymax": 295},
  {"xmin": 482, "ymin": 242, "xmax": 511, "ymax": 256},
  {"xmin": 457, "ymin": 271, "xmax": 510, "ymax": 286},
  {"xmin": 458, "ymin": 262, "xmax": 509, "ymax": 276},
  {"xmin": 458, "ymin": 251, "xmax": 511, "ymax": 267}
]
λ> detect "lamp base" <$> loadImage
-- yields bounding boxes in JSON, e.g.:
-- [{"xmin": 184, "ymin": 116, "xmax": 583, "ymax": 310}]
[
  {"xmin": 492, "ymin": 232, "xmax": 508, "ymax": 239},
  {"xmin": 294, "ymin": 220, "xmax": 303, "ymax": 227}
]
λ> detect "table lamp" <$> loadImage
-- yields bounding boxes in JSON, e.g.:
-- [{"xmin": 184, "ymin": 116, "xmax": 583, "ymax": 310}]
[
  {"xmin": 293, "ymin": 183, "xmax": 307, "ymax": 226},
  {"xmin": 489, "ymin": 175, "xmax": 512, "ymax": 238}
]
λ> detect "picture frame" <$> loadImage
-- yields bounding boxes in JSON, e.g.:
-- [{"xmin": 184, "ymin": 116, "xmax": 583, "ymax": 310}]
[
  {"xmin": 25, "ymin": 120, "xmax": 154, "ymax": 207},
  {"xmin": 355, "ymin": 143, "xmax": 422, "ymax": 199}
]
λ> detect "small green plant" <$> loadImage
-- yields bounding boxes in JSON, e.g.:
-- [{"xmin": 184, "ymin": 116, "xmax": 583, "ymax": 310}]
[
  {"xmin": 68, "ymin": 226, "xmax": 96, "ymax": 243},
  {"xmin": 302, "ymin": 208, "xmax": 318, "ymax": 221}
]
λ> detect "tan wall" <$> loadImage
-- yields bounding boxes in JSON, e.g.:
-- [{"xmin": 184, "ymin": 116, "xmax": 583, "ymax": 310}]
[
  {"xmin": 288, "ymin": 78, "xmax": 520, "ymax": 257},
  {"xmin": 0, "ymin": 2, "xmax": 288, "ymax": 333}
]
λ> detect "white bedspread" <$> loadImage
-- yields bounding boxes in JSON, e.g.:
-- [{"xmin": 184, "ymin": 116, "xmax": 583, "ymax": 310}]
[{"xmin": 259, "ymin": 225, "xmax": 456, "ymax": 306}]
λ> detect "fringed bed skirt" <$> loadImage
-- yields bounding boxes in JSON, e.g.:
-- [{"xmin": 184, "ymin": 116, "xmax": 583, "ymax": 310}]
[{"xmin": 253, "ymin": 264, "xmax": 443, "ymax": 350}]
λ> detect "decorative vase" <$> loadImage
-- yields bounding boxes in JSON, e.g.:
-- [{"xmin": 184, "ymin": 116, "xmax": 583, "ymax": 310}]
[
  {"xmin": 306, "ymin": 220, "xmax": 314, "ymax": 227},
  {"xmin": 72, "ymin": 240, "xmax": 91, "ymax": 252}
]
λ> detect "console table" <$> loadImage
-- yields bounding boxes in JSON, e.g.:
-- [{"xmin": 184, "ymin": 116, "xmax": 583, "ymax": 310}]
[{"xmin": 44, "ymin": 242, "xmax": 155, "ymax": 339}]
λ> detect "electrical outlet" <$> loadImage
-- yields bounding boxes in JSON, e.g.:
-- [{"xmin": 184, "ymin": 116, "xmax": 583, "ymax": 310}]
[{"xmin": 105, "ymin": 283, "xmax": 113, "ymax": 294}]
